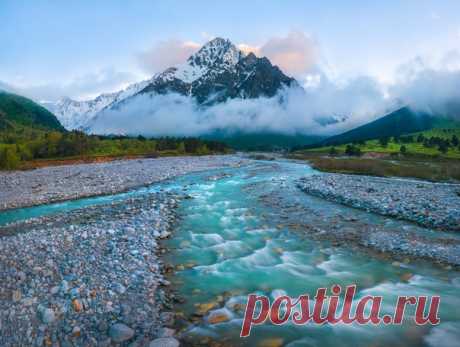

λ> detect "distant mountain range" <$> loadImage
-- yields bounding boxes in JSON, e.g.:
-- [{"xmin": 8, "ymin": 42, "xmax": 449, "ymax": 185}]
[
  {"xmin": 42, "ymin": 78, "xmax": 153, "ymax": 130},
  {"xmin": 44, "ymin": 37, "xmax": 297, "ymax": 131},
  {"xmin": 11, "ymin": 37, "xmax": 454, "ymax": 150}
]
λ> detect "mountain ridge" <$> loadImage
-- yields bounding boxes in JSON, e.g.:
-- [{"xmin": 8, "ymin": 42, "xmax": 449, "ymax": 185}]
[
  {"xmin": 304, "ymin": 106, "xmax": 437, "ymax": 148},
  {"xmin": 46, "ymin": 37, "xmax": 297, "ymax": 131},
  {"xmin": 43, "ymin": 78, "xmax": 153, "ymax": 130},
  {"xmin": 136, "ymin": 37, "xmax": 297, "ymax": 104}
]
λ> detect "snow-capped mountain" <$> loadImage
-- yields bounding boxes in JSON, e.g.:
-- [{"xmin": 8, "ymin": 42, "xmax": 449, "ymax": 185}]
[
  {"xmin": 43, "ymin": 79, "xmax": 152, "ymax": 130},
  {"xmin": 137, "ymin": 37, "xmax": 296, "ymax": 104},
  {"xmin": 49, "ymin": 37, "xmax": 297, "ymax": 131}
]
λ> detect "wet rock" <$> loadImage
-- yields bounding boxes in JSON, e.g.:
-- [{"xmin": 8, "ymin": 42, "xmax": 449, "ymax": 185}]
[
  {"xmin": 72, "ymin": 326, "xmax": 81, "ymax": 337},
  {"xmin": 149, "ymin": 337, "xmax": 180, "ymax": 347},
  {"xmin": 158, "ymin": 328, "xmax": 176, "ymax": 337},
  {"xmin": 207, "ymin": 309, "xmax": 232, "ymax": 324},
  {"xmin": 400, "ymin": 273, "xmax": 414, "ymax": 282},
  {"xmin": 72, "ymin": 299, "xmax": 83, "ymax": 312},
  {"xmin": 195, "ymin": 302, "xmax": 218, "ymax": 315},
  {"xmin": 12, "ymin": 289, "xmax": 21, "ymax": 302},
  {"xmin": 109, "ymin": 323, "xmax": 135, "ymax": 343},
  {"xmin": 40, "ymin": 308, "xmax": 56, "ymax": 324},
  {"xmin": 258, "ymin": 338, "xmax": 284, "ymax": 347}
]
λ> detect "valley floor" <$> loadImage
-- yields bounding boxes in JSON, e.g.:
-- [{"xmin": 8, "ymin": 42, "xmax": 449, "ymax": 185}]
[{"xmin": 0, "ymin": 158, "xmax": 459, "ymax": 346}]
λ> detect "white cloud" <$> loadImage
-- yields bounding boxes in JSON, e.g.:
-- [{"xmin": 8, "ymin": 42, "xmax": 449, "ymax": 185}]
[
  {"xmin": 138, "ymin": 39, "xmax": 201, "ymax": 74},
  {"xmin": 89, "ymin": 73, "xmax": 391, "ymax": 137},
  {"xmin": 137, "ymin": 32, "xmax": 318, "ymax": 78},
  {"xmin": 259, "ymin": 31, "xmax": 318, "ymax": 77},
  {"xmin": 9, "ymin": 68, "xmax": 139, "ymax": 102},
  {"xmin": 89, "ymin": 47, "xmax": 460, "ymax": 137}
]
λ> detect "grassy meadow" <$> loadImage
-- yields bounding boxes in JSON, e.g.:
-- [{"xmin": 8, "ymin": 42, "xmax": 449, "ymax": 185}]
[{"xmin": 291, "ymin": 127, "xmax": 460, "ymax": 181}]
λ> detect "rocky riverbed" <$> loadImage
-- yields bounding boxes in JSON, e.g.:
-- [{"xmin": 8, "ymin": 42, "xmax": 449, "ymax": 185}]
[
  {"xmin": 0, "ymin": 192, "xmax": 184, "ymax": 347},
  {"xmin": 0, "ymin": 155, "xmax": 245, "ymax": 211},
  {"xmin": 0, "ymin": 156, "xmax": 247, "ymax": 347},
  {"xmin": 297, "ymin": 173, "xmax": 460, "ymax": 232}
]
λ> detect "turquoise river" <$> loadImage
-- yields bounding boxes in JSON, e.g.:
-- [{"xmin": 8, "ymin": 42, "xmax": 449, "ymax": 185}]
[{"xmin": 1, "ymin": 160, "xmax": 459, "ymax": 347}]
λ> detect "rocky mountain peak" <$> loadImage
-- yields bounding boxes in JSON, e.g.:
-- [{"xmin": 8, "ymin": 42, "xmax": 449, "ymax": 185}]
[
  {"xmin": 137, "ymin": 37, "xmax": 296, "ymax": 104},
  {"xmin": 50, "ymin": 37, "xmax": 299, "ymax": 130}
]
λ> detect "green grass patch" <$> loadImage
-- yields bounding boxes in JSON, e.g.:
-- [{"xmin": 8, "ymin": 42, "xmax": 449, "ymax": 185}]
[
  {"xmin": 289, "ymin": 152, "xmax": 460, "ymax": 182},
  {"xmin": 300, "ymin": 128, "xmax": 460, "ymax": 159}
]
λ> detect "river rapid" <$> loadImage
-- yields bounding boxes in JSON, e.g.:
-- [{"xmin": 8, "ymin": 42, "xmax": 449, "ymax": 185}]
[{"xmin": 162, "ymin": 160, "xmax": 459, "ymax": 347}]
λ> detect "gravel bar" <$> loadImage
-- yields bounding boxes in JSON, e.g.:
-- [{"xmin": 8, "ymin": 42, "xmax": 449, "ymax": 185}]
[
  {"xmin": 0, "ymin": 192, "xmax": 184, "ymax": 346},
  {"xmin": 0, "ymin": 155, "xmax": 246, "ymax": 346},
  {"xmin": 297, "ymin": 173, "xmax": 460, "ymax": 232},
  {"xmin": 0, "ymin": 155, "xmax": 245, "ymax": 211}
]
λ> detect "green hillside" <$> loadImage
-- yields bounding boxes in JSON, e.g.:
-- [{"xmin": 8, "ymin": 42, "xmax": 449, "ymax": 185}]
[
  {"xmin": 291, "ymin": 125, "xmax": 460, "ymax": 181},
  {"xmin": 298, "ymin": 126, "xmax": 460, "ymax": 157},
  {"xmin": 0, "ymin": 91, "xmax": 65, "ymax": 131},
  {"xmin": 308, "ymin": 107, "xmax": 435, "ymax": 148}
]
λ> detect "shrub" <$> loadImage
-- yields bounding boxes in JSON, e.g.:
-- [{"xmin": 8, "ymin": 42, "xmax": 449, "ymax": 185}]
[
  {"xmin": 329, "ymin": 147, "xmax": 338, "ymax": 156},
  {"xmin": 378, "ymin": 137, "xmax": 390, "ymax": 147},
  {"xmin": 345, "ymin": 144, "xmax": 362, "ymax": 156},
  {"xmin": 438, "ymin": 142, "xmax": 449, "ymax": 154},
  {"xmin": 452, "ymin": 135, "xmax": 459, "ymax": 147},
  {"xmin": 0, "ymin": 147, "xmax": 20, "ymax": 170}
]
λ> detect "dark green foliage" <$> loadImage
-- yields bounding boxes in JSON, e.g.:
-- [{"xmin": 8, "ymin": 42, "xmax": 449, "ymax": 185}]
[
  {"xmin": 452, "ymin": 134, "xmax": 459, "ymax": 147},
  {"xmin": 345, "ymin": 144, "xmax": 362, "ymax": 156},
  {"xmin": 378, "ymin": 137, "xmax": 390, "ymax": 147},
  {"xmin": 423, "ymin": 136, "xmax": 451, "ymax": 152},
  {"xmin": 0, "ymin": 147, "xmax": 20, "ymax": 169},
  {"xmin": 352, "ymin": 139, "xmax": 366, "ymax": 145},
  {"xmin": 400, "ymin": 145, "xmax": 407, "ymax": 154},
  {"xmin": 203, "ymin": 130, "xmax": 324, "ymax": 151},
  {"xmin": 329, "ymin": 147, "xmax": 338, "ymax": 156},
  {"xmin": 0, "ymin": 92, "xmax": 64, "ymax": 131},
  {"xmin": 0, "ymin": 127, "xmax": 231, "ymax": 170},
  {"xmin": 399, "ymin": 135, "xmax": 414, "ymax": 143},
  {"xmin": 438, "ymin": 141, "xmax": 449, "ymax": 153}
]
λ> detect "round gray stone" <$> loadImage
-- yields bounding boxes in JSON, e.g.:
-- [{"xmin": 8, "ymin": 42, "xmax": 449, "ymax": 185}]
[
  {"xmin": 109, "ymin": 323, "xmax": 134, "ymax": 343},
  {"xmin": 149, "ymin": 337, "xmax": 180, "ymax": 347}
]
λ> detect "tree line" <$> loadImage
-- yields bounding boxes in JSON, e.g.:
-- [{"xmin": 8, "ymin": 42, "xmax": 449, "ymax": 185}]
[
  {"xmin": 328, "ymin": 132, "xmax": 460, "ymax": 157},
  {"xmin": 0, "ymin": 130, "xmax": 231, "ymax": 170}
]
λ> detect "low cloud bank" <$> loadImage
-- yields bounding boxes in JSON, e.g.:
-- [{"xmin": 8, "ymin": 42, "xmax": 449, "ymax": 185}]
[
  {"xmin": 90, "ymin": 53, "xmax": 460, "ymax": 137},
  {"xmin": 391, "ymin": 67, "xmax": 460, "ymax": 117},
  {"xmin": 89, "ymin": 75, "xmax": 391, "ymax": 137}
]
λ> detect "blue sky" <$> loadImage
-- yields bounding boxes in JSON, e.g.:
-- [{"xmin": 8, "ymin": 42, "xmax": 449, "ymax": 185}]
[{"xmin": 1, "ymin": 0, "xmax": 459, "ymax": 100}]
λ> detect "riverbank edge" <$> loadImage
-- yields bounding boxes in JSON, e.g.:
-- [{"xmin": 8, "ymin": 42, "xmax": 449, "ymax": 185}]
[
  {"xmin": 0, "ymin": 191, "xmax": 188, "ymax": 346},
  {"xmin": 0, "ymin": 155, "xmax": 248, "ymax": 212},
  {"xmin": 296, "ymin": 173, "xmax": 460, "ymax": 232}
]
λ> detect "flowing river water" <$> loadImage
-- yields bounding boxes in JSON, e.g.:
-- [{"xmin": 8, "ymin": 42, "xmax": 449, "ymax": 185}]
[{"xmin": 1, "ymin": 160, "xmax": 459, "ymax": 346}]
